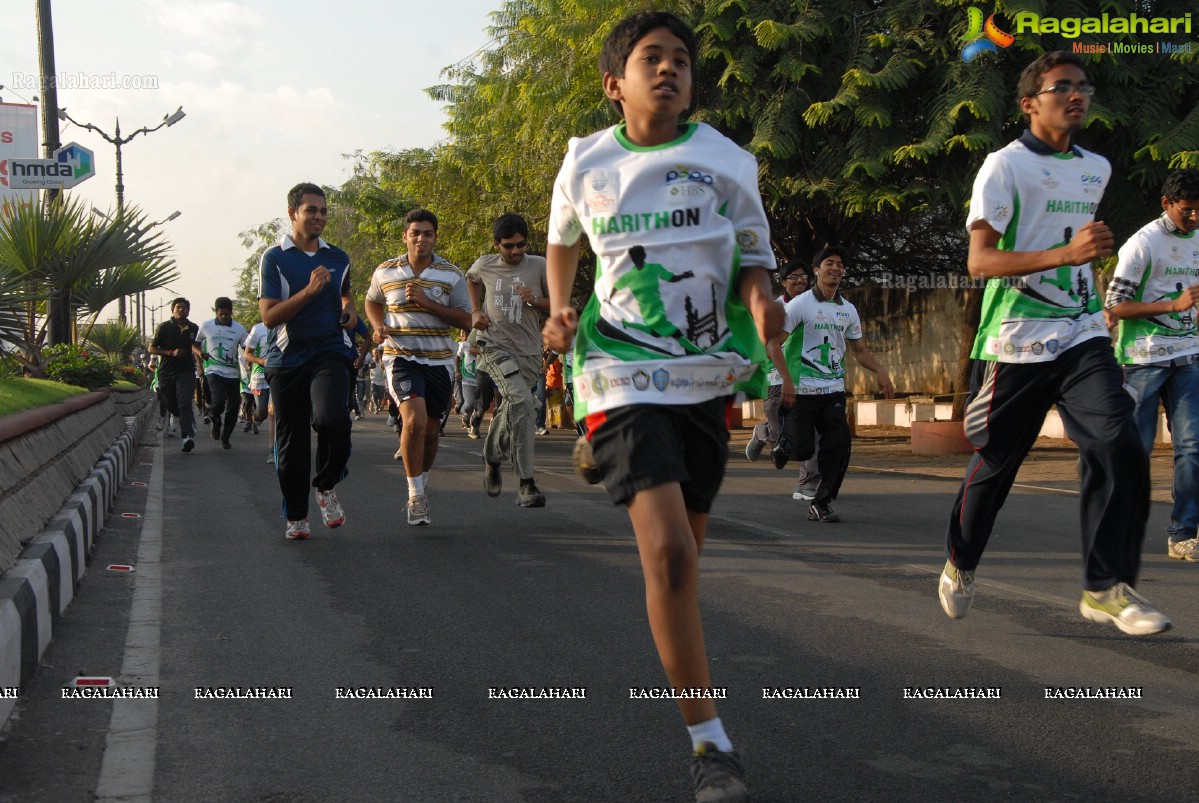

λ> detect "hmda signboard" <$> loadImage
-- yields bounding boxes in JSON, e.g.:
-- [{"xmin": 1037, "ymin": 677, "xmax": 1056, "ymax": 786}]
[
  {"xmin": 0, "ymin": 101, "xmax": 38, "ymax": 205},
  {"xmin": 9, "ymin": 141, "xmax": 95, "ymax": 189}
]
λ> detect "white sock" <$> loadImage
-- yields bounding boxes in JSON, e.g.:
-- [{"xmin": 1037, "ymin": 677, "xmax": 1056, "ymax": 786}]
[
  {"xmin": 687, "ymin": 717, "xmax": 732, "ymax": 753},
  {"xmin": 407, "ymin": 475, "xmax": 425, "ymax": 498},
  {"xmin": 421, "ymin": 471, "xmax": 429, "ymax": 491}
]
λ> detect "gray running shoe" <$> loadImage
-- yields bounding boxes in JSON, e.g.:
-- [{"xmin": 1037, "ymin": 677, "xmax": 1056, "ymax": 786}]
[
  {"xmin": 284, "ymin": 519, "xmax": 310, "ymax": 540},
  {"xmin": 807, "ymin": 502, "xmax": 838, "ymax": 523},
  {"xmin": 407, "ymin": 494, "xmax": 430, "ymax": 526},
  {"xmin": 690, "ymin": 742, "xmax": 749, "ymax": 803},
  {"xmin": 792, "ymin": 483, "xmax": 816, "ymax": 501},
  {"xmin": 744, "ymin": 436, "xmax": 764, "ymax": 462},
  {"xmin": 1079, "ymin": 583, "xmax": 1171, "ymax": 635},
  {"xmin": 938, "ymin": 559, "xmax": 975, "ymax": 619},
  {"xmin": 572, "ymin": 436, "xmax": 602, "ymax": 485}
]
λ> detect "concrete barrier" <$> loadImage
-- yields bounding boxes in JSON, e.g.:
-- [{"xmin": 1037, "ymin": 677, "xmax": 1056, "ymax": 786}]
[{"xmin": 0, "ymin": 387, "xmax": 153, "ymax": 726}]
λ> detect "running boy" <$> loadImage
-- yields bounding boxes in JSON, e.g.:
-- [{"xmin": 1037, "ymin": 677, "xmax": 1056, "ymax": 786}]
[{"xmin": 542, "ymin": 11, "xmax": 783, "ymax": 802}]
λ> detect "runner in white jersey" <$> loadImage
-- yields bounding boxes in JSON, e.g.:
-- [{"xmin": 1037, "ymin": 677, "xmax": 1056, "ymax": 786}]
[
  {"xmin": 244, "ymin": 320, "xmax": 273, "ymax": 461},
  {"xmin": 194, "ymin": 297, "xmax": 248, "ymax": 449},
  {"xmin": 938, "ymin": 51, "xmax": 1169, "ymax": 636},
  {"xmin": 1106, "ymin": 168, "xmax": 1199, "ymax": 562},
  {"xmin": 542, "ymin": 12, "xmax": 788, "ymax": 801},
  {"xmin": 772, "ymin": 248, "xmax": 893, "ymax": 522},
  {"xmin": 365, "ymin": 208, "xmax": 471, "ymax": 526}
]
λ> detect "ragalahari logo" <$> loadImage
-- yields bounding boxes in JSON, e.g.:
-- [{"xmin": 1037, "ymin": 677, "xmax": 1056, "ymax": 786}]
[
  {"xmin": 55, "ymin": 143, "xmax": 92, "ymax": 179},
  {"xmin": 961, "ymin": 7, "xmax": 1015, "ymax": 62}
]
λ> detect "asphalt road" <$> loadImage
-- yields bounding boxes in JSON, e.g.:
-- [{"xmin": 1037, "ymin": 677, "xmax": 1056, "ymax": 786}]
[{"xmin": 2, "ymin": 411, "xmax": 1197, "ymax": 802}]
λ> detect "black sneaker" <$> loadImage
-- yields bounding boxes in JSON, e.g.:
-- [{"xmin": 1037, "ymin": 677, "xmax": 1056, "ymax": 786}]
[
  {"xmin": 211, "ymin": 419, "xmax": 221, "ymax": 441},
  {"xmin": 220, "ymin": 439, "xmax": 232, "ymax": 450},
  {"xmin": 182, "ymin": 437, "xmax": 195, "ymax": 454},
  {"xmin": 771, "ymin": 446, "xmax": 789, "ymax": 470},
  {"xmin": 484, "ymin": 460, "xmax": 502, "ymax": 497},
  {"xmin": 690, "ymin": 742, "xmax": 749, "ymax": 803},
  {"xmin": 808, "ymin": 502, "xmax": 839, "ymax": 522},
  {"xmin": 516, "ymin": 479, "xmax": 546, "ymax": 508}
]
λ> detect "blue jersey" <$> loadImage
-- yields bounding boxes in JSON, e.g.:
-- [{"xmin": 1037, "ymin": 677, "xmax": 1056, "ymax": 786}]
[{"xmin": 258, "ymin": 235, "xmax": 355, "ymax": 368}]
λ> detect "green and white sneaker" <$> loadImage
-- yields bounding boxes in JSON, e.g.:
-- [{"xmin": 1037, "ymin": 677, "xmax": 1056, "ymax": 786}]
[
  {"xmin": 1167, "ymin": 537, "xmax": 1199, "ymax": 562},
  {"xmin": 938, "ymin": 559, "xmax": 975, "ymax": 619},
  {"xmin": 1080, "ymin": 583, "xmax": 1171, "ymax": 635},
  {"xmin": 690, "ymin": 742, "xmax": 749, "ymax": 803}
]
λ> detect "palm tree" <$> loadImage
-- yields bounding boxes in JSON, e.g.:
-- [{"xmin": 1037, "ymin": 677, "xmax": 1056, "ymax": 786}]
[
  {"xmin": 82, "ymin": 321, "xmax": 144, "ymax": 364},
  {"xmin": 0, "ymin": 195, "xmax": 178, "ymax": 375}
]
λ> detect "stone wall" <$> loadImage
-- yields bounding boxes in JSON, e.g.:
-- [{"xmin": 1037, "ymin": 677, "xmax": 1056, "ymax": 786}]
[
  {"xmin": 0, "ymin": 388, "xmax": 150, "ymax": 573},
  {"xmin": 840, "ymin": 286, "xmax": 978, "ymax": 396}
]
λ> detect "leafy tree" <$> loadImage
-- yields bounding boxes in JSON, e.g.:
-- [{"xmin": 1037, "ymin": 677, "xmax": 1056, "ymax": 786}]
[
  {"xmin": 232, "ymin": 218, "xmax": 287, "ymax": 331},
  {"xmin": 82, "ymin": 321, "xmax": 145, "ymax": 365},
  {"xmin": 0, "ymin": 196, "xmax": 178, "ymax": 375}
]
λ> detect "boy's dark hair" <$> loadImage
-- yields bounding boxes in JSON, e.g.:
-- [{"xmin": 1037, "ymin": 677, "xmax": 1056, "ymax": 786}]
[
  {"xmin": 1163, "ymin": 168, "xmax": 1199, "ymax": 203},
  {"xmin": 404, "ymin": 208, "xmax": 439, "ymax": 231},
  {"xmin": 599, "ymin": 11, "xmax": 697, "ymax": 117},
  {"xmin": 171, "ymin": 297, "xmax": 190, "ymax": 309},
  {"xmin": 493, "ymin": 213, "xmax": 529, "ymax": 242},
  {"xmin": 213, "ymin": 296, "xmax": 233, "ymax": 311},
  {"xmin": 812, "ymin": 246, "xmax": 850, "ymax": 268},
  {"xmin": 287, "ymin": 182, "xmax": 325, "ymax": 210},
  {"xmin": 1016, "ymin": 51, "xmax": 1086, "ymax": 123}
]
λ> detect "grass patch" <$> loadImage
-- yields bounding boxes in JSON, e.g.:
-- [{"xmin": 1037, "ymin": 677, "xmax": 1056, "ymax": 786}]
[{"xmin": 0, "ymin": 378, "xmax": 89, "ymax": 418}]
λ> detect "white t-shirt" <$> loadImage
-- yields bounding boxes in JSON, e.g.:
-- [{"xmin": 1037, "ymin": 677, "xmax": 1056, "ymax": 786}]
[
  {"xmin": 547, "ymin": 122, "xmax": 773, "ymax": 415},
  {"xmin": 244, "ymin": 322, "xmax": 271, "ymax": 391},
  {"xmin": 782, "ymin": 290, "xmax": 862, "ymax": 394},
  {"xmin": 1107, "ymin": 215, "xmax": 1199, "ymax": 364},
  {"xmin": 969, "ymin": 136, "xmax": 1111, "ymax": 363},
  {"xmin": 196, "ymin": 318, "xmax": 248, "ymax": 380}
]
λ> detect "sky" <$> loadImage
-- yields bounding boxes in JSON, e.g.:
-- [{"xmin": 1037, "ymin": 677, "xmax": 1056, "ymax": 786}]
[{"xmin": 1, "ymin": 0, "xmax": 503, "ymax": 331}]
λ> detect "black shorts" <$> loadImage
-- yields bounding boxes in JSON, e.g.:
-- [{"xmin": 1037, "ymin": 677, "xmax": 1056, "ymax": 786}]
[
  {"xmin": 586, "ymin": 397, "xmax": 730, "ymax": 513},
  {"xmin": 388, "ymin": 359, "xmax": 453, "ymax": 419}
]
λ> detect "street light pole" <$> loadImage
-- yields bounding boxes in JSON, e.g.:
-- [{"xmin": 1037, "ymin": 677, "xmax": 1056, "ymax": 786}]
[{"xmin": 57, "ymin": 106, "xmax": 186, "ymax": 324}]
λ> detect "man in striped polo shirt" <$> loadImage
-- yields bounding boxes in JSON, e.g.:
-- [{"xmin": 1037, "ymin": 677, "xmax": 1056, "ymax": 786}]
[{"xmin": 365, "ymin": 209, "xmax": 472, "ymax": 526}]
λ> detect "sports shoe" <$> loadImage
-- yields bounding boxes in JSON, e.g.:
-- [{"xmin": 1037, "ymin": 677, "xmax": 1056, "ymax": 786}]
[
  {"xmin": 266, "ymin": 448, "xmax": 275, "ymax": 464},
  {"xmin": 1167, "ymin": 537, "xmax": 1199, "ymax": 562},
  {"xmin": 1079, "ymin": 583, "xmax": 1171, "ymax": 635},
  {"xmin": 220, "ymin": 439, "xmax": 232, "ymax": 450},
  {"xmin": 535, "ymin": 426, "xmax": 549, "ymax": 436},
  {"xmin": 771, "ymin": 444, "xmax": 789, "ymax": 470},
  {"xmin": 211, "ymin": 419, "xmax": 221, "ymax": 440},
  {"xmin": 393, "ymin": 447, "xmax": 404, "ymax": 461},
  {"xmin": 203, "ymin": 414, "xmax": 211, "ymax": 425},
  {"xmin": 517, "ymin": 479, "xmax": 546, "ymax": 508},
  {"xmin": 484, "ymin": 460, "xmax": 502, "ymax": 497},
  {"xmin": 252, "ymin": 423, "xmax": 259, "ymax": 435},
  {"xmin": 284, "ymin": 519, "xmax": 311, "ymax": 540},
  {"xmin": 938, "ymin": 559, "xmax": 975, "ymax": 619},
  {"xmin": 690, "ymin": 741, "xmax": 749, "ymax": 803},
  {"xmin": 808, "ymin": 502, "xmax": 839, "ymax": 522},
  {"xmin": 792, "ymin": 483, "xmax": 816, "ymax": 501},
  {"xmin": 316, "ymin": 489, "xmax": 345, "ymax": 528},
  {"xmin": 242, "ymin": 421, "xmax": 251, "ymax": 433},
  {"xmin": 156, "ymin": 417, "xmax": 165, "ymax": 431},
  {"xmin": 744, "ymin": 436, "xmax": 764, "ymax": 462},
  {"xmin": 468, "ymin": 425, "xmax": 480, "ymax": 440},
  {"xmin": 573, "ymin": 435, "xmax": 602, "ymax": 485},
  {"xmin": 407, "ymin": 494, "xmax": 430, "ymax": 526},
  {"xmin": 182, "ymin": 437, "xmax": 195, "ymax": 454}
]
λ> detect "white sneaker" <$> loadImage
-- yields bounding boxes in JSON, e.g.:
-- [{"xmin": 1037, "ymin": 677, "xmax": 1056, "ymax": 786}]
[
  {"xmin": 1080, "ymin": 583, "xmax": 1171, "ymax": 635},
  {"xmin": 791, "ymin": 483, "xmax": 816, "ymax": 501},
  {"xmin": 316, "ymin": 489, "xmax": 345, "ymax": 528},
  {"xmin": 938, "ymin": 559, "xmax": 975, "ymax": 619},
  {"xmin": 284, "ymin": 519, "xmax": 311, "ymax": 540},
  {"xmin": 407, "ymin": 494, "xmax": 430, "ymax": 526},
  {"xmin": 1167, "ymin": 537, "xmax": 1199, "ymax": 562}
]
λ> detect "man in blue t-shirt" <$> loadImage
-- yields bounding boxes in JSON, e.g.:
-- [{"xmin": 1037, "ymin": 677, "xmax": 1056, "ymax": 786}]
[{"xmin": 258, "ymin": 182, "xmax": 359, "ymax": 541}]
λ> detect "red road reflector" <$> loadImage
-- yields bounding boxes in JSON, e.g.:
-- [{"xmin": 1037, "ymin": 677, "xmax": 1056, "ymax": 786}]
[
  {"xmin": 107, "ymin": 564, "xmax": 135, "ymax": 573},
  {"xmin": 73, "ymin": 676, "xmax": 115, "ymax": 687},
  {"xmin": 121, "ymin": 513, "xmax": 141, "ymax": 519},
  {"xmin": 131, "ymin": 481, "xmax": 147, "ymax": 487}
]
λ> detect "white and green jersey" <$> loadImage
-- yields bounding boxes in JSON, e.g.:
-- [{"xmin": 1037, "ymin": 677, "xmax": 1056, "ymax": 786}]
[
  {"xmin": 1106, "ymin": 214, "xmax": 1199, "ymax": 364},
  {"xmin": 366, "ymin": 254, "xmax": 470, "ymax": 368},
  {"xmin": 766, "ymin": 293, "xmax": 787, "ymax": 386},
  {"xmin": 458, "ymin": 339, "xmax": 478, "ymax": 387},
  {"xmin": 245, "ymin": 322, "xmax": 270, "ymax": 391},
  {"xmin": 782, "ymin": 289, "xmax": 862, "ymax": 394},
  {"xmin": 195, "ymin": 318, "xmax": 248, "ymax": 380},
  {"xmin": 238, "ymin": 350, "xmax": 251, "ymax": 394},
  {"xmin": 969, "ymin": 135, "xmax": 1111, "ymax": 363},
  {"xmin": 547, "ymin": 122, "xmax": 773, "ymax": 416}
]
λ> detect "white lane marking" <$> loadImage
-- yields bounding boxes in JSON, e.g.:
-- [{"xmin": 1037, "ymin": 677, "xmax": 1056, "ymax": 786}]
[{"xmin": 95, "ymin": 442, "xmax": 164, "ymax": 802}]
